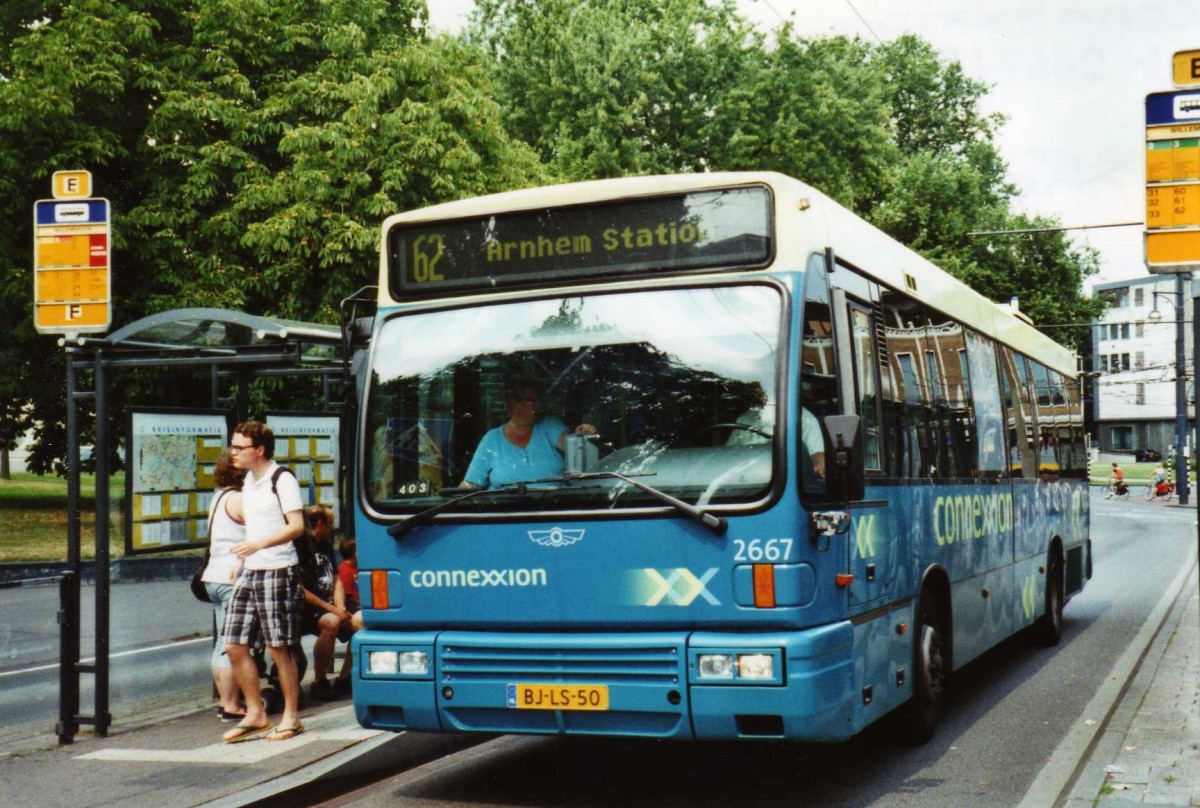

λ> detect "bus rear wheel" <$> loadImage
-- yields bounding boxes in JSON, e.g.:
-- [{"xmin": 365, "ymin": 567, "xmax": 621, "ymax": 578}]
[{"xmin": 902, "ymin": 592, "xmax": 947, "ymax": 744}]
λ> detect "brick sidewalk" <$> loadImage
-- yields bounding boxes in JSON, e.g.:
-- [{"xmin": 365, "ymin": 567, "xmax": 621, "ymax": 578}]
[{"xmin": 1098, "ymin": 592, "xmax": 1200, "ymax": 806}]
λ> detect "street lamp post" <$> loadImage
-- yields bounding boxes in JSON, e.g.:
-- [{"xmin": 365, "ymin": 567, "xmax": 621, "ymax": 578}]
[{"xmin": 1148, "ymin": 274, "xmax": 1192, "ymax": 505}]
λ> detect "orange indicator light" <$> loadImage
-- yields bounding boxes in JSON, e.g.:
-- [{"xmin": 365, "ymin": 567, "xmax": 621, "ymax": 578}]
[
  {"xmin": 371, "ymin": 569, "xmax": 389, "ymax": 609},
  {"xmin": 752, "ymin": 564, "xmax": 776, "ymax": 608},
  {"xmin": 835, "ymin": 573, "xmax": 854, "ymax": 588}
]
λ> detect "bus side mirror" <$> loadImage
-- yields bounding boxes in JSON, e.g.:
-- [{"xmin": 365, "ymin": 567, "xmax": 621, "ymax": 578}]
[{"xmin": 823, "ymin": 414, "xmax": 864, "ymax": 503}]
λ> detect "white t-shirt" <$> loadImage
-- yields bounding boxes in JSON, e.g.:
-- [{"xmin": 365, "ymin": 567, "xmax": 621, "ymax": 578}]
[
  {"xmin": 241, "ymin": 462, "xmax": 303, "ymax": 571},
  {"xmin": 200, "ymin": 488, "xmax": 245, "ymax": 584}
]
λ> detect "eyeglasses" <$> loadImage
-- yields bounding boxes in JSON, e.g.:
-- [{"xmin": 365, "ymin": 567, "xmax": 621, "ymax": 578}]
[{"xmin": 229, "ymin": 442, "xmax": 256, "ymax": 453}]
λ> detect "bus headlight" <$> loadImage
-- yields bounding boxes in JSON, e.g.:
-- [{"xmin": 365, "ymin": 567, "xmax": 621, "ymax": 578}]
[
  {"xmin": 737, "ymin": 653, "xmax": 774, "ymax": 680},
  {"xmin": 697, "ymin": 654, "xmax": 735, "ymax": 679},
  {"xmin": 367, "ymin": 650, "xmax": 431, "ymax": 676},
  {"xmin": 368, "ymin": 651, "xmax": 398, "ymax": 674},
  {"xmin": 399, "ymin": 650, "xmax": 430, "ymax": 675}
]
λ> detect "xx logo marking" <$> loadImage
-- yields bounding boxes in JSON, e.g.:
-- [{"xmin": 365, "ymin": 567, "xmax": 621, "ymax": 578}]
[
  {"xmin": 854, "ymin": 514, "xmax": 877, "ymax": 559},
  {"xmin": 642, "ymin": 568, "xmax": 720, "ymax": 606}
]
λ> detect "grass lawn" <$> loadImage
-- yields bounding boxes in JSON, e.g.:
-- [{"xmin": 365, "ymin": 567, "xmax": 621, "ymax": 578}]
[{"xmin": 0, "ymin": 472, "xmax": 129, "ymax": 563}]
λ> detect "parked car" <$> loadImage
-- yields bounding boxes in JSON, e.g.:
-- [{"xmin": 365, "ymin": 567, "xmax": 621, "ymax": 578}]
[{"xmin": 1135, "ymin": 449, "xmax": 1162, "ymax": 462}]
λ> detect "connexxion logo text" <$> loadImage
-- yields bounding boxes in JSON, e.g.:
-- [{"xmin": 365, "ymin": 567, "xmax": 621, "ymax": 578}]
[{"xmin": 409, "ymin": 568, "xmax": 548, "ymax": 589}]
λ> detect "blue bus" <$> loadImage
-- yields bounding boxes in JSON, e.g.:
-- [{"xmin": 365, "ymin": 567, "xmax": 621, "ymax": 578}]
[{"xmin": 351, "ymin": 173, "xmax": 1090, "ymax": 742}]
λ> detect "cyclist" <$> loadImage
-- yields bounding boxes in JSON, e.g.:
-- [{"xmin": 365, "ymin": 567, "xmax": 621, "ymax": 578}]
[
  {"xmin": 1149, "ymin": 462, "xmax": 1172, "ymax": 498},
  {"xmin": 1108, "ymin": 462, "xmax": 1126, "ymax": 497}
]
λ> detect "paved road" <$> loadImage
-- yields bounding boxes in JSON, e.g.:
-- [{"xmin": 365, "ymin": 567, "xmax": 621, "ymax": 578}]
[
  {"xmin": 326, "ymin": 490, "xmax": 1198, "ymax": 808},
  {"xmin": 0, "ymin": 580, "xmax": 214, "ymax": 732}
]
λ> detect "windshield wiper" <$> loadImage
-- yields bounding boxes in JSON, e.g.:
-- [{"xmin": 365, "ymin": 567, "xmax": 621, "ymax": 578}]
[
  {"xmin": 560, "ymin": 471, "xmax": 728, "ymax": 535},
  {"xmin": 388, "ymin": 471, "xmax": 727, "ymax": 538}
]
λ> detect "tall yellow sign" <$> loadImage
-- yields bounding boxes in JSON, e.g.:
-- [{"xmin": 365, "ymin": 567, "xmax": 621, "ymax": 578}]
[{"xmin": 33, "ymin": 170, "xmax": 111, "ymax": 333}]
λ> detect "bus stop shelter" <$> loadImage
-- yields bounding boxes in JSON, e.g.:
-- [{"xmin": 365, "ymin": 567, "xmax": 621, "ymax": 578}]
[{"xmin": 55, "ymin": 303, "xmax": 372, "ymax": 744}]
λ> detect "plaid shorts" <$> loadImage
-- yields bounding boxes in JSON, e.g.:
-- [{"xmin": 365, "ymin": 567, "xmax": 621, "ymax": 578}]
[{"xmin": 223, "ymin": 566, "xmax": 301, "ymax": 648}]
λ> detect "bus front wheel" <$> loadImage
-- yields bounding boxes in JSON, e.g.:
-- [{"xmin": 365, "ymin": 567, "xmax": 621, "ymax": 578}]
[{"xmin": 902, "ymin": 591, "xmax": 947, "ymax": 744}]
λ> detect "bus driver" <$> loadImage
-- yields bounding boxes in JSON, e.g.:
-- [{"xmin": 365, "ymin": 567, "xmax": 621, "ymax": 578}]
[{"xmin": 460, "ymin": 376, "xmax": 595, "ymax": 489}]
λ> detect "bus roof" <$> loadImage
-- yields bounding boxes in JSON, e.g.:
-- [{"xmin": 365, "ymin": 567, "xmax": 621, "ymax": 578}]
[{"xmin": 379, "ymin": 172, "xmax": 1078, "ymax": 378}]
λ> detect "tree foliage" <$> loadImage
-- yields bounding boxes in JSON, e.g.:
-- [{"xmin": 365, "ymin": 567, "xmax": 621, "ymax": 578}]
[
  {"xmin": 2, "ymin": 0, "xmax": 1103, "ymax": 472},
  {"xmin": 471, "ymin": 3, "xmax": 1103, "ymax": 347},
  {"xmin": 0, "ymin": 0, "xmax": 545, "ymax": 472}
]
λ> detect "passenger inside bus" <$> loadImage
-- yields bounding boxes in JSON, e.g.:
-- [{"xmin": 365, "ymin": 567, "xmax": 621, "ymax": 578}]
[{"xmin": 459, "ymin": 375, "xmax": 595, "ymax": 489}]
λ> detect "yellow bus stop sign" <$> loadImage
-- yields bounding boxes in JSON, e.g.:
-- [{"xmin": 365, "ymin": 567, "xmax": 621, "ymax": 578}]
[
  {"xmin": 33, "ymin": 190, "xmax": 111, "ymax": 334},
  {"xmin": 1174, "ymin": 49, "xmax": 1200, "ymax": 88},
  {"xmin": 1145, "ymin": 90, "xmax": 1200, "ymax": 271}
]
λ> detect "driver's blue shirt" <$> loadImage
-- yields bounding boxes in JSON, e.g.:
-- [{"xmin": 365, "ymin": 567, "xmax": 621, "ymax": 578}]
[{"xmin": 464, "ymin": 417, "xmax": 567, "ymax": 488}]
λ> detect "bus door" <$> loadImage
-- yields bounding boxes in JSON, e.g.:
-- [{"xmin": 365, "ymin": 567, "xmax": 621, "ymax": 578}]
[{"xmin": 831, "ymin": 285, "xmax": 896, "ymax": 611}]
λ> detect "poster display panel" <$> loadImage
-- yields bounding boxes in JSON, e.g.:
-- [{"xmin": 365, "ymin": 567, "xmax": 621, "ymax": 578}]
[
  {"xmin": 266, "ymin": 412, "xmax": 341, "ymax": 526},
  {"xmin": 125, "ymin": 410, "xmax": 229, "ymax": 554}
]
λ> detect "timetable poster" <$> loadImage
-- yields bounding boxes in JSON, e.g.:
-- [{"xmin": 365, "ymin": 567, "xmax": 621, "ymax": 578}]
[
  {"xmin": 266, "ymin": 413, "xmax": 340, "ymax": 527},
  {"xmin": 126, "ymin": 410, "xmax": 228, "ymax": 554}
]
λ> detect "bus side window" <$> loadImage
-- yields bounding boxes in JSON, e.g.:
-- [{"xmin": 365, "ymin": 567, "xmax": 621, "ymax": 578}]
[
  {"xmin": 801, "ymin": 256, "xmax": 839, "ymax": 496},
  {"xmin": 1030, "ymin": 361, "xmax": 1062, "ymax": 480},
  {"xmin": 924, "ymin": 306, "xmax": 976, "ymax": 480},
  {"xmin": 847, "ymin": 303, "xmax": 882, "ymax": 472},
  {"xmin": 964, "ymin": 330, "xmax": 1006, "ymax": 477},
  {"xmin": 879, "ymin": 289, "xmax": 933, "ymax": 479},
  {"xmin": 999, "ymin": 347, "xmax": 1037, "ymax": 479}
]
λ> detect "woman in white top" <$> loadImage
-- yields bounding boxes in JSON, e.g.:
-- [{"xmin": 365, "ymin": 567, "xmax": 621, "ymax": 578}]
[{"xmin": 200, "ymin": 454, "xmax": 248, "ymax": 721}]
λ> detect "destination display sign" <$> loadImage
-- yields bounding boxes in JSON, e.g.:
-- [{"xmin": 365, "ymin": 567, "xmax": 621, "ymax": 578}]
[{"xmin": 387, "ymin": 186, "xmax": 773, "ymax": 299}]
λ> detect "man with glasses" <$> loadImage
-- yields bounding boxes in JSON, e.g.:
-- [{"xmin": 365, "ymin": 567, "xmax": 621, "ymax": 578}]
[{"xmin": 220, "ymin": 421, "xmax": 307, "ymax": 743}]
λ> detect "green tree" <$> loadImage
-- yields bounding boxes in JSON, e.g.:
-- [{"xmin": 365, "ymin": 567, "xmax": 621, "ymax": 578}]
[
  {"xmin": 470, "ymin": 0, "xmax": 751, "ymax": 180},
  {"xmin": 0, "ymin": 0, "xmax": 546, "ymax": 472}
]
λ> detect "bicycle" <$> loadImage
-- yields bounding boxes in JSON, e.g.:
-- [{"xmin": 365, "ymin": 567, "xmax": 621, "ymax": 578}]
[
  {"xmin": 1104, "ymin": 479, "xmax": 1130, "ymax": 500},
  {"xmin": 1144, "ymin": 479, "xmax": 1175, "ymax": 501}
]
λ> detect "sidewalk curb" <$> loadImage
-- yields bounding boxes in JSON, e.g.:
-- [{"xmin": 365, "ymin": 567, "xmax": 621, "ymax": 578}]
[{"xmin": 1016, "ymin": 540, "xmax": 1199, "ymax": 808}]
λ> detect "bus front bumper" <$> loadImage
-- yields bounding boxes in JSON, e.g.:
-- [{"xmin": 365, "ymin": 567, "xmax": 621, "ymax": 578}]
[{"xmin": 352, "ymin": 622, "xmax": 855, "ymax": 741}]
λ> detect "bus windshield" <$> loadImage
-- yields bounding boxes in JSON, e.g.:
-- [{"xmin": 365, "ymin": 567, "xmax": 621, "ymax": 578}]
[{"xmin": 364, "ymin": 284, "xmax": 782, "ymax": 513}]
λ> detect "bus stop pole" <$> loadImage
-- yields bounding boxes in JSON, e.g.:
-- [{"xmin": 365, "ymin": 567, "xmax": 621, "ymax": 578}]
[
  {"xmin": 59, "ymin": 348, "xmax": 81, "ymax": 744},
  {"xmin": 93, "ymin": 351, "xmax": 111, "ymax": 736},
  {"xmin": 1194, "ymin": 286, "xmax": 1199, "ymax": 629}
]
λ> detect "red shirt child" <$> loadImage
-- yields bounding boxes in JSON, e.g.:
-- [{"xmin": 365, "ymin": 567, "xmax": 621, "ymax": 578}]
[{"xmin": 338, "ymin": 537, "xmax": 360, "ymax": 613}]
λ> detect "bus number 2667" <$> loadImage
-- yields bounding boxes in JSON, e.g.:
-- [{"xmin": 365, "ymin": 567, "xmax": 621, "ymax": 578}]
[{"xmin": 733, "ymin": 538, "xmax": 794, "ymax": 563}]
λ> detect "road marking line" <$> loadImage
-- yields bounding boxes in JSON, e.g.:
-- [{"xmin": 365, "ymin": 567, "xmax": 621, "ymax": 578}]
[
  {"xmin": 72, "ymin": 706, "xmax": 380, "ymax": 764},
  {"xmin": 0, "ymin": 637, "xmax": 211, "ymax": 678}
]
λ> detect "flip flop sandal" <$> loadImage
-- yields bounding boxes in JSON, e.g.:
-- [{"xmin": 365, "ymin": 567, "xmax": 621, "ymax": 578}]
[
  {"xmin": 266, "ymin": 724, "xmax": 305, "ymax": 742},
  {"xmin": 223, "ymin": 723, "xmax": 273, "ymax": 744}
]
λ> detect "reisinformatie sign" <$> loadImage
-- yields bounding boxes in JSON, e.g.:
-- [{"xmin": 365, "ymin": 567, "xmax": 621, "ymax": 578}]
[
  {"xmin": 125, "ymin": 410, "xmax": 228, "ymax": 555},
  {"xmin": 266, "ymin": 412, "xmax": 341, "ymax": 526}
]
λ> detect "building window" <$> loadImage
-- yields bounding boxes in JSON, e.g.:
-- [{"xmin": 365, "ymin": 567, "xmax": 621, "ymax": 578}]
[
  {"xmin": 1135, "ymin": 351, "xmax": 1144, "ymax": 368},
  {"xmin": 1135, "ymin": 288, "xmax": 1144, "ymax": 306},
  {"xmin": 1110, "ymin": 425, "xmax": 1133, "ymax": 450},
  {"xmin": 1136, "ymin": 383, "xmax": 1145, "ymax": 404},
  {"xmin": 1136, "ymin": 321, "xmax": 1144, "ymax": 338},
  {"xmin": 1122, "ymin": 353, "xmax": 1130, "ymax": 370},
  {"xmin": 1099, "ymin": 287, "xmax": 1130, "ymax": 307},
  {"xmin": 1121, "ymin": 323, "xmax": 1130, "ymax": 339},
  {"xmin": 1109, "ymin": 323, "xmax": 1119, "ymax": 339},
  {"xmin": 1100, "ymin": 355, "xmax": 1109, "ymax": 372}
]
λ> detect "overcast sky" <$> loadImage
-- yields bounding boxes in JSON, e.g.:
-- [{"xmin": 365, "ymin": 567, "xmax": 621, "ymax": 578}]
[{"xmin": 426, "ymin": 0, "xmax": 1195, "ymax": 290}]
